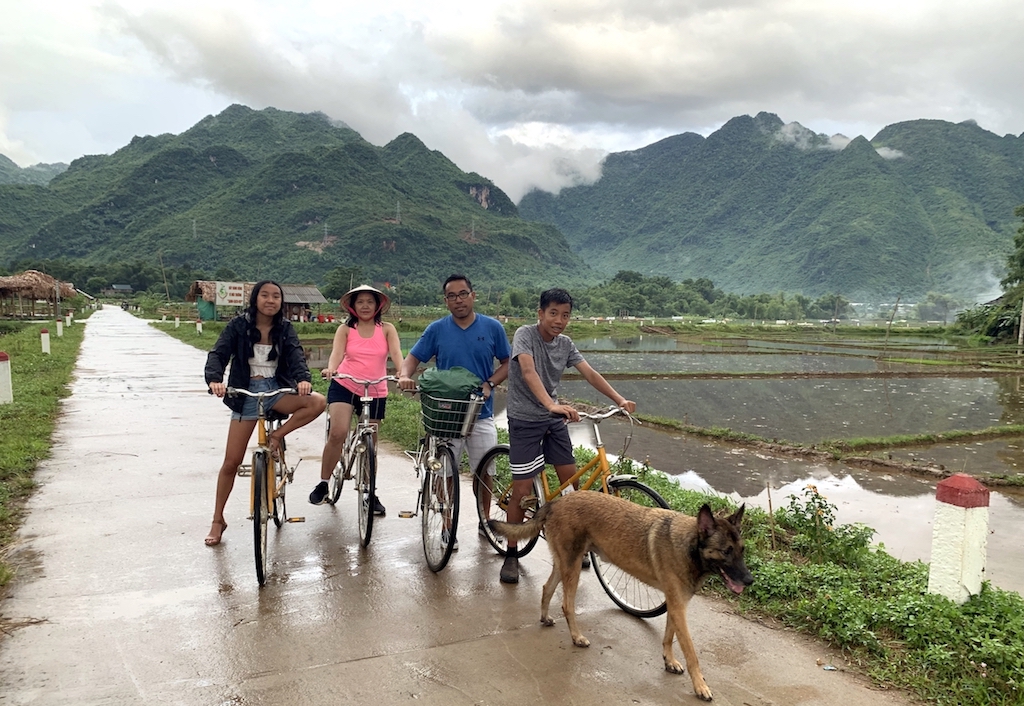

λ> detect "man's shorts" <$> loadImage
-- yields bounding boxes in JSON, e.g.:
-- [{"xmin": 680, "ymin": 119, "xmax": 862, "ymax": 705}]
[
  {"xmin": 508, "ymin": 417, "xmax": 575, "ymax": 480},
  {"xmin": 231, "ymin": 378, "xmax": 285, "ymax": 421},
  {"xmin": 327, "ymin": 380, "xmax": 387, "ymax": 419}
]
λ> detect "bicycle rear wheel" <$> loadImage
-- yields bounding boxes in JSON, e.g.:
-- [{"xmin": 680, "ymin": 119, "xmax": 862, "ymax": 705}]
[
  {"xmin": 591, "ymin": 478, "xmax": 670, "ymax": 617},
  {"xmin": 252, "ymin": 452, "xmax": 270, "ymax": 586},
  {"xmin": 473, "ymin": 445, "xmax": 541, "ymax": 558},
  {"xmin": 422, "ymin": 445, "xmax": 458, "ymax": 572},
  {"xmin": 355, "ymin": 433, "xmax": 376, "ymax": 547}
]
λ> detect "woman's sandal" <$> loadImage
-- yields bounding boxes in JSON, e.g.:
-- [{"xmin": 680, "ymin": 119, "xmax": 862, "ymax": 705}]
[
  {"xmin": 268, "ymin": 433, "xmax": 283, "ymax": 461},
  {"xmin": 205, "ymin": 520, "xmax": 228, "ymax": 546}
]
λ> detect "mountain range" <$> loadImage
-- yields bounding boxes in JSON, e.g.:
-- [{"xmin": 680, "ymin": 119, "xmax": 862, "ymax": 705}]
[
  {"xmin": 0, "ymin": 105, "xmax": 588, "ymax": 288},
  {"xmin": 3, "ymin": 106, "xmax": 1022, "ymax": 300},
  {"xmin": 521, "ymin": 112, "xmax": 1024, "ymax": 300}
]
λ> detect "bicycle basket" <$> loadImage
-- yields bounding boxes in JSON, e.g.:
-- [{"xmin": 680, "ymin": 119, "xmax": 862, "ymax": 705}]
[{"xmin": 420, "ymin": 392, "xmax": 484, "ymax": 438}]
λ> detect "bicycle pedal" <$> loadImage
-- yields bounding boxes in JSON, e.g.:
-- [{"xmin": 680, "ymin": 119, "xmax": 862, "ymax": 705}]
[
  {"xmin": 398, "ymin": 510, "xmax": 415, "ymax": 518},
  {"xmin": 286, "ymin": 517, "xmax": 306, "ymax": 523}
]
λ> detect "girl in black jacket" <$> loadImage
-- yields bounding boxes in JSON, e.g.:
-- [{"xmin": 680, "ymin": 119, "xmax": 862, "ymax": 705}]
[{"xmin": 204, "ymin": 280, "xmax": 326, "ymax": 546}]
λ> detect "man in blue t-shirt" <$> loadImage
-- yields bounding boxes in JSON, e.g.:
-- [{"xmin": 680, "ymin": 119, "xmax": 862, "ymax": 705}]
[{"xmin": 399, "ymin": 274, "xmax": 511, "ymax": 548}]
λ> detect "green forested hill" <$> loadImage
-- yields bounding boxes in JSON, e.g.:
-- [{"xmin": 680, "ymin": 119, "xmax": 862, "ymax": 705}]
[
  {"xmin": 0, "ymin": 105, "xmax": 591, "ymax": 288},
  {"xmin": 0, "ymin": 154, "xmax": 67, "ymax": 186},
  {"xmin": 519, "ymin": 112, "xmax": 1024, "ymax": 299}
]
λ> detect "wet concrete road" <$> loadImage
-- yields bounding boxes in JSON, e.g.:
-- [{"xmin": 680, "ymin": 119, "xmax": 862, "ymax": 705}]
[{"xmin": 0, "ymin": 308, "xmax": 914, "ymax": 705}]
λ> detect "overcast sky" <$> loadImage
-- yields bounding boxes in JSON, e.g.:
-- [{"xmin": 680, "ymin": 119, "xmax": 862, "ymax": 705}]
[{"xmin": 2, "ymin": 0, "xmax": 1022, "ymax": 201}]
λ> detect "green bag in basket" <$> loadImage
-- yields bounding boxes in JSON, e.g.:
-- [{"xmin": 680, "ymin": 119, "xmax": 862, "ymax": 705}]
[{"xmin": 417, "ymin": 366, "xmax": 483, "ymax": 437}]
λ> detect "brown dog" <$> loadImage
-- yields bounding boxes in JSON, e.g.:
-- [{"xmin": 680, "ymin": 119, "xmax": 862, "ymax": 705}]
[{"xmin": 489, "ymin": 491, "xmax": 753, "ymax": 702}]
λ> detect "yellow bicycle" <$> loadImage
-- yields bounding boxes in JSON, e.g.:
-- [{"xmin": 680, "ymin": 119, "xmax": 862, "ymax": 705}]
[
  {"xmin": 228, "ymin": 386, "xmax": 299, "ymax": 586},
  {"xmin": 472, "ymin": 406, "xmax": 670, "ymax": 617}
]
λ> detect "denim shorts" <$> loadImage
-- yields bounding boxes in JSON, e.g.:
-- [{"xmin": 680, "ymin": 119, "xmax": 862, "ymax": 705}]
[{"xmin": 231, "ymin": 378, "xmax": 285, "ymax": 421}]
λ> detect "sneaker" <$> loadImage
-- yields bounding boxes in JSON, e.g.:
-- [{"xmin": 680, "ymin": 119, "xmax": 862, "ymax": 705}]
[
  {"xmin": 499, "ymin": 554, "xmax": 519, "ymax": 584},
  {"xmin": 442, "ymin": 529, "xmax": 459, "ymax": 552},
  {"xmin": 372, "ymin": 496, "xmax": 386, "ymax": 516},
  {"xmin": 309, "ymin": 481, "xmax": 329, "ymax": 505},
  {"xmin": 581, "ymin": 553, "xmax": 591, "ymax": 570}
]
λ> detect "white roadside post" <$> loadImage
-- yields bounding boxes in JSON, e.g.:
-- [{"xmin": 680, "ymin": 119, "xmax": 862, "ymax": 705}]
[
  {"xmin": 56, "ymin": 319, "xmax": 64, "ymax": 337},
  {"xmin": 196, "ymin": 320, "xmax": 203, "ymax": 334},
  {"xmin": 927, "ymin": 473, "xmax": 990, "ymax": 604},
  {"xmin": 0, "ymin": 352, "xmax": 12, "ymax": 404},
  {"xmin": 174, "ymin": 316, "xmax": 180, "ymax": 328},
  {"xmin": 41, "ymin": 328, "xmax": 51, "ymax": 355},
  {"xmin": 65, "ymin": 313, "xmax": 71, "ymax": 327}
]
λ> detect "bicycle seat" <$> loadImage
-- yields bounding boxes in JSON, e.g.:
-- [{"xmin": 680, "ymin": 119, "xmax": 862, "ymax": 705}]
[{"xmin": 266, "ymin": 409, "xmax": 290, "ymax": 423}]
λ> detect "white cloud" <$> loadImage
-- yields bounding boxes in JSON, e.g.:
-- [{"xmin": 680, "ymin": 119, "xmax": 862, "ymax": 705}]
[{"xmin": 1, "ymin": 0, "xmax": 1022, "ymax": 198}]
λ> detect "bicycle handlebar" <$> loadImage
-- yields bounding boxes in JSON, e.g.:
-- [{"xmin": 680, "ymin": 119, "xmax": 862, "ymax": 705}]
[
  {"xmin": 572, "ymin": 405, "xmax": 637, "ymax": 423},
  {"xmin": 225, "ymin": 387, "xmax": 298, "ymax": 398},
  {"xmin": 328, "ymin": 373, "xmax": 399, "ymax": 386}
]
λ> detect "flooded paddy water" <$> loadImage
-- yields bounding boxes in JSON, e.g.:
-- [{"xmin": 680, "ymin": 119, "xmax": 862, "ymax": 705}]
[{"xmin": 566, "ymin": 333, "xmax": 1024, "ymax": 594}]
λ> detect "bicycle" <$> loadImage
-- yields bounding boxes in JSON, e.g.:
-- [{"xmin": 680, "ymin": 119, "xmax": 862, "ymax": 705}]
[
  {"xmin": 473, "ymin": 405, "xmax": 671, "ymax": 617},
  {"xmin": 325, "ymin": 373, "xmax": 398, "ymax": 547},
  {"xmin": 401, "ymin": 388, "xmax": 484, "ymax": 572},
  {"xmin": 226, "ymin": 386, "xmax": 300, "ymax": 586}
]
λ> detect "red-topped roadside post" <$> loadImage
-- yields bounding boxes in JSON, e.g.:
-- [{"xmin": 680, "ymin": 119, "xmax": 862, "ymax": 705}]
[
  {"xmin": 41, "ymin": 328, "xmax": 50, "ymax": 355},
  {"xmin": 0, "ymin": 351, "xmax": 12, "ymax": 404},
  {"xmin": 927, "ymin": 473, "xmax": 990, "ymax": 604}
]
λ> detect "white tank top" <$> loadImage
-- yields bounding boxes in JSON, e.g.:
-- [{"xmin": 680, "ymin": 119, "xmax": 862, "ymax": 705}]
[{"xmin": 249, "ymin": 343, "xmax": 278, "ymax": 379}]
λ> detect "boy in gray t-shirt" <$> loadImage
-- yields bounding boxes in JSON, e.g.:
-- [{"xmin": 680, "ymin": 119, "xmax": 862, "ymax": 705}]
[{"xmin": 499, "ymin": 288, "xmax": 635, "ymax": 584}]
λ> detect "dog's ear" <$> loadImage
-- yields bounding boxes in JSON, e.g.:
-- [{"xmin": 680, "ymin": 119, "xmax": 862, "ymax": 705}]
[
  {"xmin": 727, "ymin": 504, "xmax": 745, "ymax": 528},
  {"xmin": 697, "ymin": 504, "xmax": 716, "ymax": 537}
]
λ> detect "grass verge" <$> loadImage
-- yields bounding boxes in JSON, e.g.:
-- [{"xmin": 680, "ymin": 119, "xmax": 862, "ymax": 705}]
[{"xmin": 0, "ymin": 316, "xmax": 89, "ymax": 588}]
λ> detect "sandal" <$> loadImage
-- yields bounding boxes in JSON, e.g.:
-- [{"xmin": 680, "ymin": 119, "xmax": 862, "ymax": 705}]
[
  {"xmin": 205, "ymin": 520, "xmax": 227, "ymax": 546},
  {"xmin": 268, "ymin": 433, "xmax": 283, "ymax": 461}
]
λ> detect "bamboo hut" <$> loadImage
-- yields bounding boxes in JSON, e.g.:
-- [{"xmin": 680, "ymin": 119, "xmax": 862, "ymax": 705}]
[{"xmin": 0, "ymin": 270, "xmax": 76, "ymax": 318}]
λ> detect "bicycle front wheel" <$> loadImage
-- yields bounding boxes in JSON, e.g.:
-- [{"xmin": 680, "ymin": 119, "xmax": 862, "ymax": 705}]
[
  {"xmin": 473, "ymin": 445, "xmax": 541, "ymax": 558},
  {"xmin": 592, "ymin": 478, "xmax": 670, "ymax": 617},
  {"xmin": 355, "ymin": 434, "xmax": 377, "ymax": 547},
  {"xmin": 252, "ymin": 452, "xmax": 270, "ymax": 586},
  {"xmin": 422, "ymin": 445, "xmax": 458, "ymax": 572}
]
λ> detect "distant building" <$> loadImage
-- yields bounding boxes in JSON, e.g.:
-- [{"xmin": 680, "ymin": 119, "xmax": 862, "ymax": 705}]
[
  {"xmin": 186, "ymin": 280, "xmax": 328, "ymax": 321},
  {"xmin": 280, "ymin": 284, "xmax": 328, "ymax": 321},
  {"xmin": 101, "ymin": 284, "xmax": 133, "ymax": 297}
]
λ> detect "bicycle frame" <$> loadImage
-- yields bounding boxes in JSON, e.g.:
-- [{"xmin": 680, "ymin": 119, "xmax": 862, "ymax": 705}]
[
  {"xmin": 532, "ymin": 407, "xmax": 636, "ymax": 504},
  {"xmin": 331, "ymin": 374, "xmax": 397, "ymax": 470}
]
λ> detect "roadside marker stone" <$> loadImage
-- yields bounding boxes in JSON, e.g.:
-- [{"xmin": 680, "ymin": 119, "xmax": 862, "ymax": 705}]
[
  {"xmin": 41, "ymin": 328, "xmax": 50, "ymax": 355},
  {"xmin": 0, "ymin": 351, "xmax": 12, "ymax": 404},
  {"xmin": 927, "ymin": 473, "xmax": 989, "ymax": 604}
]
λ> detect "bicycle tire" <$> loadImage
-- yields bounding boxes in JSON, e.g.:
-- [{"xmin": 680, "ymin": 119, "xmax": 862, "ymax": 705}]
[
  {"xmin": 591, "ymin": 478, "xmax": 670, "ymax": 617},
  {"xmin": 355, "ymin": 433, "xmax": 376, "ymax": 547},
  {"xmin": 272, "ymin": 455, "xmax": 285, "ymax": 528},
  {"xmin": 472, "ymin": 445, "xmax": 541, "ymax": 558},
  {"xmin": 421, "ymin": 445, "xmax": 458, "ymax": 572},
  {"xmin": 252, "ymin": 452, "xmax": 270, "ymax": 586},
  {"xmin": 328, "ymin": 453, "xmax": 346, "ymax": 505}
]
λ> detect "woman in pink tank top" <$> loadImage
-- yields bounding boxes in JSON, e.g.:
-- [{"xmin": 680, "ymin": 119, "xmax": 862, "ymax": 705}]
[{"xmin": 310, "ymin": 285, "xmax": 404, "ymax": 513}]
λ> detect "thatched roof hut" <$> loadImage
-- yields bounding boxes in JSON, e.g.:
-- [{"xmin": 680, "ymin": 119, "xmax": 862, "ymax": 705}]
[
  {"xmin": 0, "ymin": 270, "xmax": 76, "ymax": 299},
  {"xmin": 0, "ymin": 270, "xmax": 76, "ymax": 317}
]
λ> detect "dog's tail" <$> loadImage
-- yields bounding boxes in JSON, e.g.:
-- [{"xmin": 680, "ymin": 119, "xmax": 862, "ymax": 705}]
[{"xmin": 487, "ymin": 503, "xmax": 551, "ymax": 544}]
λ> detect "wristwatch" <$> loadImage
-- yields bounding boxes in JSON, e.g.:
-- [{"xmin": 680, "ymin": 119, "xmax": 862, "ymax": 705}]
[{"xmin": 486, "ymin": 380, "xmax": 496, "ymax": 389}]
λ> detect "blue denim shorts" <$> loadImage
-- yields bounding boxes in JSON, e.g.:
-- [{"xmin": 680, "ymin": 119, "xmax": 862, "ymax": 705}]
[{"xmin": 231, "ymin": 378, "xmax": 285, "ymax": 421}]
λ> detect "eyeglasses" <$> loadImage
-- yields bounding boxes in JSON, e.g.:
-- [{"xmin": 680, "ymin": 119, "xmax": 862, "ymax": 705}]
[{"xmin": 444, "ymin": 290, "xmax": 473, "ymax": 302}]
